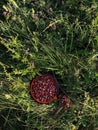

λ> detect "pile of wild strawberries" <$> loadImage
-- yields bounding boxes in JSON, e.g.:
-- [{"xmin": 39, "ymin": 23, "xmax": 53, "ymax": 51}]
[
  {"xmin": 30, "ymin": 74, "xmax": 71, "ymax": 113},
  {"xmin": 30, "ymin": 74, "xmax": 58, "ymax": 104}
]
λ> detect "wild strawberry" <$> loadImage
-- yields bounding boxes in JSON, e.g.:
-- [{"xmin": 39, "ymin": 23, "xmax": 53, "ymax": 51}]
[{"xmin": 54, "ymin": 94, "xmax": 71, "ymax": 116}]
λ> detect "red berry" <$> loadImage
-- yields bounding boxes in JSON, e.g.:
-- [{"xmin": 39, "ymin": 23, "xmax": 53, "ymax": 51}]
[{"xmin": 58, "ymin": 94, "xmax": 71, "ymax": 109}]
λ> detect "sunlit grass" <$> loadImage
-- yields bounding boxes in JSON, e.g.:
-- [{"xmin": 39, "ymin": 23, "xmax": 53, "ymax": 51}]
[{"xmin": 0, "ymin": 0, "xmax": 98, "ymax": 130}]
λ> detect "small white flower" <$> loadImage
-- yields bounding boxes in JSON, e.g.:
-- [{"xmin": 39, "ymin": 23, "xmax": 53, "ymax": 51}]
[{"xmin": 5, "ymin": 94, "xmax": 11, "ymax": 99}]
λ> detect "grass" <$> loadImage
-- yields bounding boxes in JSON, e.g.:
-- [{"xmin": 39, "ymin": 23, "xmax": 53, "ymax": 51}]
[{"xmin": 0, "ymin": 0, "xmax": 98, "ymax": 130}]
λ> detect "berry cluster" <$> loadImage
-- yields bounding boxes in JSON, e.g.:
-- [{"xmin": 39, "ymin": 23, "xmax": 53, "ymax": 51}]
[
  {"xmin": 30, "ymin": 74, "xmax": 71, "ymax": 115},
  {"xmin": 30, "ymin": 74, "xmax": 58, "ymax": 104}
]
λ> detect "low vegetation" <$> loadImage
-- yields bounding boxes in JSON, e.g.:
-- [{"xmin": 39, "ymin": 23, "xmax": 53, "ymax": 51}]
[{"xmin": 0, "ymin": 0, "xmax": 98, "ymax": 130}]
